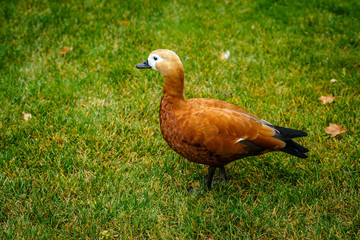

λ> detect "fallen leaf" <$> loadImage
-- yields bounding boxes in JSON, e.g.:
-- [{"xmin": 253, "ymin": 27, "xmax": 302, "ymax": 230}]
[
  {"xmin": 221, "ymin": 50, "xmax": 230, "ymax": 60},
  {"xmin": 120, "ymin": 21, "xmax": 130, "ymax": 26},
  {"xmin": 319, "ymin": 95, "xmax": 335, "ymax": 104},
  {"xmin": 23, "ymin": 113, "xmax": 32, "ymax": 121},
  {"xmin": 330, "ymin": 79, "xmax": 337, "ymax": 83},
  {"xmin": 325, "ymin": 123, "xmax": 346, "ymax": 137},
  {"xmin": 59, "ymin": 47, "xmax": 73, "ymax": 55}
]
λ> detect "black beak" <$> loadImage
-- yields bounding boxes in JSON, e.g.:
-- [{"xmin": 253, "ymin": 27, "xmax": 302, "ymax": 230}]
[{"xmin": 136, "ymin": 60, "xmax": 151, "ymax": 69}]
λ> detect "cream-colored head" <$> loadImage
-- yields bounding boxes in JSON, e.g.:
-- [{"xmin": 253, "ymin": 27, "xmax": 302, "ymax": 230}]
[{"xmin": 136, "ymin": 49, "xmax": 183, "ymax": 78}]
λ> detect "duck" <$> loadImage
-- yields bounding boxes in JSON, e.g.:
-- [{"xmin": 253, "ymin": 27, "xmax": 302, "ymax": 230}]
[{"xmin": 136, "ymin": 49, "xmax": 308, "ymax": 190}]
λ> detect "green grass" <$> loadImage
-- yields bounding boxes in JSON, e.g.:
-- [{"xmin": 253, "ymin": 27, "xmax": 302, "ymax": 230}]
[{"xmin": 1, "ymin": 0, "xmax": 360, "ymax": 238}]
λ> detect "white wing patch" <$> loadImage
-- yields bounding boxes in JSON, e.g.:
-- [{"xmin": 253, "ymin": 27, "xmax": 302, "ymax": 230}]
[{"xmin": 236, "ymin": 138, "xmax": 246, "ymax": 143}]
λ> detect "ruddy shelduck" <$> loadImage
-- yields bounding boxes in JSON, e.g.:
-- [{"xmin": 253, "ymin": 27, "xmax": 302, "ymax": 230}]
[{"xmin": 136, "ymin": 49, "xmax": 308, "ymax": 190}]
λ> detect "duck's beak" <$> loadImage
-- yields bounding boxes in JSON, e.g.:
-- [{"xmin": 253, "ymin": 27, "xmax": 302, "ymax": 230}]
[{"xmin": 136, "ymin": 60, "xmax": 151, "ymax": 69}]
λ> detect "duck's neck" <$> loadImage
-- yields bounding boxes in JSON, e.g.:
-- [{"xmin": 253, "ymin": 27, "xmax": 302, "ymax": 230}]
[{"xmin": 162, "ymin": 69, "xmax": 185, "ymax": 101}]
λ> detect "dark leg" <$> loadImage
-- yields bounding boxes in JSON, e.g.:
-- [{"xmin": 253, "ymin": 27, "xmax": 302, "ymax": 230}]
[
  {"xmin": 205, "ymin": 167, "xmax": 216, "ymax": 190},
  {"xmin": 219, "ymin": 166, "xmax": 230, "ymax": 181}
]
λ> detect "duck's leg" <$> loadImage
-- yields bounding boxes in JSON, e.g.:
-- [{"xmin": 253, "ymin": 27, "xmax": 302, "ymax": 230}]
[
  {"xmin": 205, "ymin": 167, "xmax": 216, "ymax": 190},
  {"xmin": 219, "ymin": 166, "xmax": 230, "ymax": 181},
  {"xmin": 188, "ymin": 166, "xmax": 225, "ymax": 193}
]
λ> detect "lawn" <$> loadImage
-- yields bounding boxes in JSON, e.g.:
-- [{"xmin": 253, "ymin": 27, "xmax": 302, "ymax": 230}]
[{"xmin": 1, "ymin": 0, "xmax": 360, "ymax": 238}]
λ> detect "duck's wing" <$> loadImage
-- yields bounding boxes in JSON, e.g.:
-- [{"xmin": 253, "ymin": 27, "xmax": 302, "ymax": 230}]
[
  {"xmin": 183, "ymin": 98, "xmax": 308, "ymax": 158},
  {"xmin": 177, "ymin": 105, "xmax": 285, "ymax": 158}
]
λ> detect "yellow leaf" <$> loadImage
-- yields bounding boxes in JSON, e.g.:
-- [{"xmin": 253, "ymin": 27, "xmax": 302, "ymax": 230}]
[
  {"xmin": 325, "ymin": 123, "xmax": 346, "ymax": 137},
  {"xmin": 23, "ymin": 113, "xmax": 32, "ymax": 121},
  {"xmin": 319, "ymin": 95, "xmax": 335, "ymax": 104},
  {"xmin": 220, "ymin": 50, "xmax": 230, "ymax": 60},
  {"xmin": 59, "ymin": 47, "xmax": 73, "ymax": 55},
  {"xmin": 120, "ymin": 21, "xmax": 130, "ymax": 26}
]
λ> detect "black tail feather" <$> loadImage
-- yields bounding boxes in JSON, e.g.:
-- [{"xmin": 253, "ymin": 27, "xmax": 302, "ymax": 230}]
[
  {"xmin": 274, "ymin": 126, "xmax": 309, "ymax": 158},
  {"xmin": 280, "ymin": 139, "xmax": 308, "ymax": 158}
]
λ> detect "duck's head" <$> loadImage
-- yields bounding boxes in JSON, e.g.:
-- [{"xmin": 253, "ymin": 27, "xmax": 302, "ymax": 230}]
[{"xmin": 136, "ymin": 49, "xmax": 183, "ymax": 78}]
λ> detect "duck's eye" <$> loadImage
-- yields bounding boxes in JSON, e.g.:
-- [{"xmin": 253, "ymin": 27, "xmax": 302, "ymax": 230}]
[{"xmin": 153, "ymin": 56, "xmax": 158, "ymax": 61}]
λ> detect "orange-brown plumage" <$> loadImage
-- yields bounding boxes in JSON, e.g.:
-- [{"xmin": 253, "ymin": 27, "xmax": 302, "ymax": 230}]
[{"xmin": 136, "ymin": 49, "xmax": 308, "ymax": 190}]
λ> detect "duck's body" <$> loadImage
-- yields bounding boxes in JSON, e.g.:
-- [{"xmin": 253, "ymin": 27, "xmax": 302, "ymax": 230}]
[
  {"xmin": 136, "ymin": 49, "xmax": 308, "ymax": 190},
  {"xmin": 160, "ymin": 96, "xmax": 283, "ymax": 167}
]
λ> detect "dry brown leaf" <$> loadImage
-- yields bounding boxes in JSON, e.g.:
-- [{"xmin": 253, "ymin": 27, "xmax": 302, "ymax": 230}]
[
  {"xmin": 220, "ymin": 50, "xmax": 230, "ymax": 60},
  {"xmin": 23, "ymin": 113, "xmax": 32, "ymax": 121},
  {"xmin": 120, "ymin": 21, "xmax": 130, "ymax": 26},
  {"xmin": 59, "ymin": 47, "xmax": 73, "ymax": 55},
  {"xmin": 330, "ymin": 79, "xmax": 337, "ymax": 83},
  {"xmin": 319, "ymin": 95, "xmax": 335, "ymax": 104},
  {"xmin": 325, "ymin": 123, "xmax": 346, "ymax": 137}
]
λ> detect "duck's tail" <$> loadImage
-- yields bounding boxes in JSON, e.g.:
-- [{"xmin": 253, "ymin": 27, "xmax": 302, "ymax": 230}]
[{"xmin": 274, "ymin": 126, "xmax": 309, "ymax": 159}]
